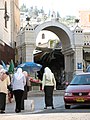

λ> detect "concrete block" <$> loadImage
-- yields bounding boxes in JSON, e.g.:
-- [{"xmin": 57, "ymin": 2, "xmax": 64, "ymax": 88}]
[{"xmin": 24, "ymin": 99, "xmax": 34, "ymax": 111}]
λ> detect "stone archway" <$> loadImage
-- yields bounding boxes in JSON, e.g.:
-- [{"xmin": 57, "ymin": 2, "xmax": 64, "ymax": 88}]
[
  {"xmin": 35, "ymin": 20, "xmax": 73, "ymax": 51},
  {"xmin": 34, "ymin": 20, "xmax": 74, "ymax": 82},
  {"xmin": 17, "ymin": 19, "xmax": 84, "ymax": 83}
]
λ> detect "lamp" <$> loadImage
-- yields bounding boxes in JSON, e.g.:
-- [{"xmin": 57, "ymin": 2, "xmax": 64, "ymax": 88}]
[
  {"xmin": 4, "ymin": 12, "xmax": 9, "ymax": 21},
  {"xmin": 0, "ymin": 8, "xmax": 9, "ymax": 21}
]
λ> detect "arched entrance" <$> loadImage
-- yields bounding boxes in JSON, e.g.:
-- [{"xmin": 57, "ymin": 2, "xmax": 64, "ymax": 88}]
[
  {"xmin": 35, "ymin": 21, "xmax": 73, "ymax": 50},
  {"xmin": 17, "ymin": 19, "xmax": 84, "ymax": 88},
  {"xmin": 34, "ymin": 20, "xmax": 74, "ymax": 84}
]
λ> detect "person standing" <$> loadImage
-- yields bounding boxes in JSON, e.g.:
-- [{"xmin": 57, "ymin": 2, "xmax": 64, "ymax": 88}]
[
  {"xmin": 0, "ymin": 69, "xmax": 10, "ymax": 113},
  {"xmin": 42, "ymin": 67, "xmax": 56, "ymax": 109},
  {"xmin": 11, "ymin": 68, "xmax": 26, "ymax": 113},
  {"xmin": 21, "ymin": 71, "xmax": 30, "ymax": 110}
]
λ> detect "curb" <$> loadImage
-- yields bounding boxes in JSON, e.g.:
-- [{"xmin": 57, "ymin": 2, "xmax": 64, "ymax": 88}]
[{"xmin": 27, "ymin": 90, "xmax": 64, "ymax": 97}]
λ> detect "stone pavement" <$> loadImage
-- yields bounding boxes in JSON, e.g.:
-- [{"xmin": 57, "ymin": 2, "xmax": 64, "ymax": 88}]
[
  {"xmin": 1, "ymin": 90, "xmax": 90, "ymax": 120},
  {"xmin": 5, "ymin": 90, "xmax": 64, "ymax": 114},
  {"xmin": 1, "ymin": 112, "xmax": 90, "ymax": 120}
]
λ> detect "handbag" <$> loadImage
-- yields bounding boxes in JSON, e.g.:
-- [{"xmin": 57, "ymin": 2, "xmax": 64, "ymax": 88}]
[{"xmin": 7, "ymin": 84, "xmax": 13, "ymax": 92}]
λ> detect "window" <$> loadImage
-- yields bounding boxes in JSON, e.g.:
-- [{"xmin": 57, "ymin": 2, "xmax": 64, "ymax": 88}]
[{"xmin": 42, "ymin": 33, "xmax": 45, "ymax": 39}]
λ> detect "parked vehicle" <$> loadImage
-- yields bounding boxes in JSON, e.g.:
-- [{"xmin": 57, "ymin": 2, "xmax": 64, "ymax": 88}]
[
  {"xmin": 86, "ymin": 65, "xmax": 90, "ymax": 72},
  {"xmin": 64, "ymin": 72, "xmax": 90, "ymax": 109}
]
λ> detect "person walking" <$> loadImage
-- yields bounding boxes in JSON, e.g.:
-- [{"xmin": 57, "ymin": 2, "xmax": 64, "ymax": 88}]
[
  {"xmin": 11, "ymin": 68, "xmax": 26, "ymax": 113},
  {"xmin": 0, "ymin": 68, "xmax": 10, "ymax": 113},
  {"xmin": 21, "ymin": 71, "xmax": 30, "ymax": 110},
  {"xmin": 42, "ymin": 67, "xmax": 56, "ymax": 109}
]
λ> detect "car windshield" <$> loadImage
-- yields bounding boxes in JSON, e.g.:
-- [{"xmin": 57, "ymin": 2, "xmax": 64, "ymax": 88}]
[
  {"xmin": 70, "ymin": 74, "xmax": 90, "ymax": 85},
  {"xmin": 86, "ymin": 66, "xmax": 90, "ymax": 72}
]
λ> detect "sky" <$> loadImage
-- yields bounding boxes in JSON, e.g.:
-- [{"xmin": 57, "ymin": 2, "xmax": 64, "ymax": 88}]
[{"xmin": 19, "ymin": 0, "xmax": 90, "ymax": 18}]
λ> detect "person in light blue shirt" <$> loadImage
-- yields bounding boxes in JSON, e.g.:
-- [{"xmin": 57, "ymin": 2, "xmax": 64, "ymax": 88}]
[{"xmin": 11, "ymin": 68, "xmax": 26, "ymax": 113}]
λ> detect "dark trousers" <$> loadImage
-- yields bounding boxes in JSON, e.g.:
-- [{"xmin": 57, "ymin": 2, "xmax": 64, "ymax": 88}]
[
  {"xmin": 13, "ymin": 90, "xmax": 24, "ymax": 112},
  {"xmin": 0, "ymin": 93, "xmax": 6, "ymax": 111},
  {"xmin": 44, "ymin": 86, "xmax": 54, "ymax": 107}
]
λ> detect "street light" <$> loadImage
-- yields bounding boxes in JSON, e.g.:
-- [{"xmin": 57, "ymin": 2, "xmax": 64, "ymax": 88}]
[
  {"xmin": 4, "ymin": 11, "xmax": 9, "ymax": 21},
  {"xmin": 0, "ymin": 8, "xmax": 9, "ymax": 21},
  {"xmin": 0, "ymin": 1, "xmax": 9, "ymax": 28},
  {"xmin": 0, "ymin": 8, "xmax": 9, "ymax": 28}
]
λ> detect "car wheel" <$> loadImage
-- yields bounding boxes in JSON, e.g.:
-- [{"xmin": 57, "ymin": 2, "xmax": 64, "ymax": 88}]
[{"xmin": 65, "ymin": 104, "xmax": 70, "ymax": 109}]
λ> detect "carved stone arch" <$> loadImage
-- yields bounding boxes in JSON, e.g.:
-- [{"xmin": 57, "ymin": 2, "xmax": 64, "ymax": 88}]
[{"xmin": 34, "ymin": 21, "xmax": 73, "ymax": 51}]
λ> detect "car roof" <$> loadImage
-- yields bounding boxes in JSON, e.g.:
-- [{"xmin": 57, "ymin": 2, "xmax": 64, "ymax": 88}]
[{"xmin": 76, "ymin": 72, "xmax": 90, "ymax": 75}]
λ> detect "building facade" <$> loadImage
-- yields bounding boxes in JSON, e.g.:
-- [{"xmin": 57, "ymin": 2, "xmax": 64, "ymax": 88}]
[
  {"xmin": 0, "ymin": 0, "xmax": 10, "ymax": 45},
  {"xmin": 10, "ymin": 0, "xmax": 20, "ymax": 48},
  {"xmin": 0, "ymin": 0, "xmax": 20, "ymax": 64},
  {"xmin": 79, "ymin": 10, "xmax": 90, "ymax": 32}
]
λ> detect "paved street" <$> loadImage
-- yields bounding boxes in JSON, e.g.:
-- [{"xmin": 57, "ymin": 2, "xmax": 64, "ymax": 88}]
[
  {"xmin": 1, "ymin": 113, "xmax": 90, "ymax": 120},
  {"xmin": 6, "ymin": 95, "xmax": 64, "ymax": 113},
  {"xmin": 5, "ymin": 90, "xmax": 64, "ymax": 113},
  {"xmin": 0, "ymin": 90, "xmax": 90, "ymax": 120}
]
